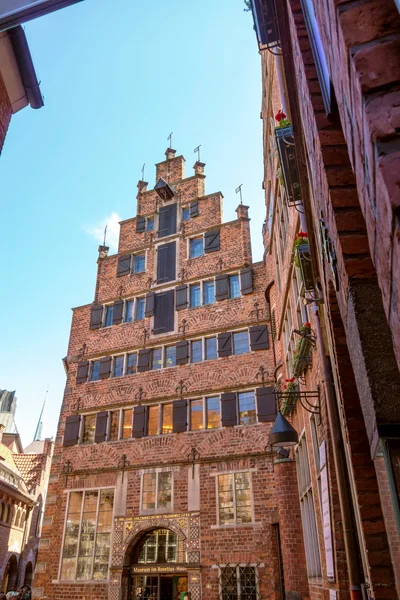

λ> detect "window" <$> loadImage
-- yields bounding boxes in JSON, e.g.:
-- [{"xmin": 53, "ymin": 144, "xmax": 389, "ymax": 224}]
[
  {"xmin": 191, "ymin": 340, "xmax": 203, "ymax": 363},
  {"xmin": 182, "ymin": 207, "xmax": 190, "ymax": 221},
  {"xmin": 151, "ymin": 348, "xmax": 162, "ymax": 370},
  {"xmin": 205, "ymin": 337, "xmax": 217, "ymax": 361},
  {"xmin": 295, "ymin": 436, "xmax": 322, "ymax": 577},
  {"xmin": 153, "ymin": 290, "xmax": 175, "ymax": 334},
  {"xmin": 146, "ymin": 217, "xmax": 154, "ymax": 232},
  {"xmin": 157, "ymin": 242, "xmax": 176, "ymax": 283},
  {"xmin": 238, "ymin": 392, "xmax": 256, "ymax": 425},
  {"xmin": 164, "ymin": 346, "xmax": 176, "ymax": 368},
  {"xmin": 203, "ymin": 280, "xmax": 215, "ymax": 305},
  {"xmin": 229, "ymin": 275, "xmax": 240, "ymax": 299},
  {"xmin": 220, "ymin": 566, "xmax": 258, "ymax": 600},
  {"xmin": 105, "ymin": 305, "xmax": 113, "ymax": 327},
  {"xmin": 142, "ymin": 472, "xmax": 172, "ymax": 511},
  {"xmin": 383, "ymin": 439, "xmax": 400, "ymax": 532},
  {"xmin": 190, "ymin": 400, "xmax": 204, "ymax": 430},
  {"xmin": 137, "ymin": 529, "xmax": 177, "ymax": 564},
  {"xmin": 206, "ymin": 397, "xmax": 220, "ymax": 429},
  {"xmin": 60, "ymin": 489, "xmax": 114, "ymax": 581},
  {"xmin": 218, "ymin": 472, "xmax": 252, "ymax": 525},
  {"xmin": 134, "ymin": 254, "xmax": 146, "ymax": 273},
  {"xmin": 90, "ymin": 361, "xmax": 101, "ymax": 382},
  {"xmin": 162, "ymin": 404, "xmax": 173, "ymax": 434},
  {"xmin": 82, "ymin": 415, "xmax": 96, "ymax": 444},
  {"xmin": 148, "ymin": 406, "xmax": 159, "ymax": 436},
  {"xmin": 136, "ymin": 298, "xmax": 145, "ymax": 321},
  {"xmin": 233, "ymin": 331, "xmax": 250, "ymax": 355},
  {"xmin": 190, "ymin": 284, "xmax": 201, "ymax": 308},
  {"xmin": 126, "ymin": 353, "xmax": 137, "ymax": 375},
  {"xmin": 122, "ymin": 409, "xmax": 132, "ymax": 439},
  {"xmin": 125, "ymin": 300, "xmax": 134, "ymax": 323},
  {"xmin": 190, "ymin": 237, "xmax": 204, "ymax": 258},
  {"xmin": 113, "ymin": 356, "xmax": 124, "ymax": 378},
  {"xmin": 109, "ymin": 412, "xmax": 120, "ymax": 441}
]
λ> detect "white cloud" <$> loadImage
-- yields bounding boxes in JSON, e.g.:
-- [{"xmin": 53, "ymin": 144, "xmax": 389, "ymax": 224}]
[{"xmin": 84, "ymin": 212, "xmax": 121, "ymax": 252}]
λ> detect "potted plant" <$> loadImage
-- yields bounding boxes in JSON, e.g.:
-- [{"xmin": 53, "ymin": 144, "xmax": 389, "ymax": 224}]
[
  {"xmin": 292, "ymin": 322, "xmax": 313, "ymax": 377},
  {"xmin": 280, "ymin": 377, "xmax": 300, "ymax": 416},
  {"xmin": 275, "ymin": 109, "xmax": 291, "ymax": 129},
  {"xmin": 293, "ymin": 232, "xmax": 314, "ymax": 291}
]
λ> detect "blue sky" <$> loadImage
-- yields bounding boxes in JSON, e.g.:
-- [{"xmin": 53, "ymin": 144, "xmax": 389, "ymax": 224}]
[{"xmin": 0, "ymin": 0, "xmax": 264, "ymax": 446}]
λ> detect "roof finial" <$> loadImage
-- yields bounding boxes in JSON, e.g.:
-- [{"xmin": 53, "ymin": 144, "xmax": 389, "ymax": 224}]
[
  {"xmin": 167, "ymin": 132, "xmax": 173, "ymax": 148},
  {"xmin": 235, "ymin": 184, "xmax": 243, "ymax": 205}
]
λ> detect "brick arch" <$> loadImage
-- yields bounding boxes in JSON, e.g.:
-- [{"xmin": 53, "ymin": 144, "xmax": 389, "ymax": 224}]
[
  {"xmin": 79, "ymin": 441, "xmax": 127, "ymax": 467},
  {"xmin": 137, "ymin": 435, "xmax": 191, "ymax": 461},
  {"xmin": 197, "ymin": 424, "xmax": 267, "ymax": 457},
  {"xmin": 122, "ymin": 521, "xmax": 188, "ymax": 568}
]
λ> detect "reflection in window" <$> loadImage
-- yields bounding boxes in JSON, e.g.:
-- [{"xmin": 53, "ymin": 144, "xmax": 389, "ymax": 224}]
[
  {"xmin": 122, "ymin": 409, "xmax": 132, "ymax": 439},
  {"xmin": 127, "ymin": 353, "xmax": 137, "ymax": 375},
  {"xmin": 137, "ymin": 529, "xmax": 177, "ymax": 564},
  {"xmin": 233, "ymin": 332, "xmax": 250, "ymax": 355},
  {"xmin": 151, "ymin": 348, "xmax": 162, "ymax": 370},
  {"xmin": 207, "ymin": 397, "xmax": 220, "ymax": 429},
  {"xmin": 142, "ymin": 473, "xmax": 172, "ymax": 511},
  {"xmin": 238, "ymin": 392, "xmax": 256, "ymax": 425},
  {"xmin": 205, "ymin": 337, "xmax": 217, "ymax": 361},
  {"xmin": 165, "ymin": 346, "xmax": 176, "ymax": 368},
  {"xmin": 148, "ymin": 406, "xmax": 159, "ymax": 436},
  {"xmin": 191, "ymin": 340, "xmax": 202, "ymax": 363},
  {"xmin": 190, "ymin": 400, "xmax": 204, "ymax": 430},
  {"xmin": 109, "ymin": 411, "xmax": 120, "ymax": 441},
  {"xmin": 162, "ymin": 404, "xmax": 173, "ymax": 434},
  {"xmin": 190, "ymin": 238, "xmax": 204, "ymax": 258},
  {"xmin": 125, "ymin": 300, "xmax": 134, "ymax": 323},
  {"xmin": 218, "ymin": 472, "xmax": 252, "ymax": 525},
  {"xmin": 82, "ymin": 415, "xmax": 96, "ymax": 444},
  {"xmin": 113, "ymin": 356, "xmax": 124, "ymax": 377},
  {"xmin": 134, "ymin": 254, "xmax": 146, "ymax": 273}
]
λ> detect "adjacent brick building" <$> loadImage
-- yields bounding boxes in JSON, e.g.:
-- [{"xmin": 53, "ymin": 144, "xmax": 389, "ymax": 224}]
[{"xmin": 34, "ymin": 150, "xmax": 284, "ymax": 600}]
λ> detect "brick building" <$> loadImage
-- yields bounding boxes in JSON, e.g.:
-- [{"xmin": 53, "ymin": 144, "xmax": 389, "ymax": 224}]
[
  {"xmin": 250, "ymin": 0, "xmax": 400, "ymax": 599},
  {"xmin": 33, "ymin": 150, "xmax": 285, "ymax": 600}
]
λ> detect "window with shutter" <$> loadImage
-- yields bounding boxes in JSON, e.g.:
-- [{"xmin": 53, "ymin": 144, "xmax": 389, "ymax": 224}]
[
  {"xmin": 76, "ymin": 361, "xmax": 89, "ymax": 384},
  {"xmin": 176, "ymin": 341, "xmax": 189, "ymax": 365},
  {"xmin": 204, "ymin": 229, "xmax": 220, "ymax": 253},
  {"xmin": 145, "ymin": 293, "xmax": 155, "ymax": 317},
  {"xmin": 173, "ymin": 400, "xmax": 188, "ymax": 433},
  {"xmin": 137, "ymin": 349, "xmax": 151, "ymax": 372},
  {"xmin": 158, "ymin": 203, "xmax": 177, "ymax": 238},
  {"xmin": 136, "ymin": 216, "xmax": 146, "ymax": 233},
  {"xmin": 117, "ymin": 255, "xmax": 131, "ymax": 277},
  {"xmin": 221, "ymin": 393, "xmax": 237, "ymax": 427},
  {"xmin": 95, "ymin": 412, "xmax": 108, "ymax": 443},
  {"xmin": 153, "ymin": 290, "xmax": 175, "ymax": 335},
  {"xmin": 249, "ymin": 325, "xmax": 269, "ymax": 350},
  {"xmin": 256, "ymin": 387, "xmax": 277, "ymax": 422},
  {"xmin": 64, "ymin": 415, "xmax": 81, "ymax": 447},
  {"xmin": 157, "ymin": 241, "xmax": 176, "ymax": 283},
  {"xmin": 215, "ymin": 275, "xmax": 229, "ymax": 300},
  {"xmin": 133, "ymin": 406, "xmax": 147, "ymax": 438},
  {"xmin": 175, "ymin": 285, "xmax": 188, "ymax": 310},
  {"xmin": 112, "ymin": 301, "xmax": 124, "ymax": 325},
  {"xmin": 189, "ymin": 201, "xmax": 199, "ymax": 217},
  {"xmin": 90, "ymin": 305, "xmax": 103, "ymax": 329},
  {"xmin": 218, "ymin": 332, "xmax": 232, "ymax": 357},
  {"xmin": 99, "ymin": 357, "xmax": 112, "ymax": 379},
  {"xmin": 240, "ymin": 267, "xmax": 253, "ymax": 294}
]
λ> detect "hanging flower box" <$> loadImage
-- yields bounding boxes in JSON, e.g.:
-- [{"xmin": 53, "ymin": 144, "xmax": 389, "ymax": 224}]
[
  {"xmin": 293, "ymin": 232, "xmax": 315, "ymax": 292},
  {"xmin": 292, "ymin": 323, "xmax": 313, "ymax": 377},
  {"xmin": 279, "ymin": 379, "xmax": 300, "ymax": 416},
  {"xmin": 275, "ymin": 114, "xmax": 302, "ymax": 207}
]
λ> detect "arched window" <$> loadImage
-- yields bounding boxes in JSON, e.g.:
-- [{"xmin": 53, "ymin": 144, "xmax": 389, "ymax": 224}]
[
  {"xmin": 24, "ymin": 561, "xmax": 33, "ymax": 587},
  {"xmin": 133, "ymin": 529, "xmax": 178, "ymax": 565}
]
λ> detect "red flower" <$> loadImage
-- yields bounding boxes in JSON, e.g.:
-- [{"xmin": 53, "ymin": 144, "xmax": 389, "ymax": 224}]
[
  {"xmin": 289, "ymin": 377, "xmax": 295, "ymax": 382},
  {"xmin": 275, "ymin": 109, "xmax": 287, "ymax": 123},
  {"xmin": 283, "ymin": 385, "xmax": 287, "ymax": 390},
  {"xmin": 304, "ymin": 322, "xmax": 311, "ymax": 328},
  {"xmin": 297, "ymin": 231, "xmax": 308, "ymax": 238}
]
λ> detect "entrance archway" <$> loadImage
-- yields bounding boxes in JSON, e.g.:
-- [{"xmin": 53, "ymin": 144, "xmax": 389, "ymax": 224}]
[
  {"xmin": 2, "ymin": 555, "xmax": 18, "ymax": 592},
  {"xmin": 24, "ymin": 561, "xmax": 33, "ymax": 587}
]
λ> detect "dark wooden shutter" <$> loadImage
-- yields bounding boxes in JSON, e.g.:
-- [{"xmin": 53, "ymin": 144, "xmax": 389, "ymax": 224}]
[
  {"xmin": 145, "ymin": 292, "xmax": 155, "ymax": 317},
  {"xmin": 157, "ymin": 241, "xmax": 176, "ymax": 283},
  {"xmin": 99, "ymin": 357, "xmax": 112, "ymax": 379},
  {"xmin": 189, "ymin": 201, "xmax": 199, "ymax": 217},
  {"xmin": 175, "ymin": 285, "xmax": 188, "ymax": 310},
  {"xmin": 76, "ymin": 361, "xmax": 89, "ymax": 384},
  {"xmin": 136, "ymin": 216, "xmax": 146, "ymax": 233},
  {"xmin": 133, "ymin": 406, "xmax": 147, "ymax": 438},
  {"xmin": 221, "ymin": 393, "xmax": 237, "ymax": 427},
  {"xmin": 218, "ymin": 332, "xmax": 232, "ymax": 357},
  {"xmin": 173, "ymin": 400, "xmax": 188, "ymax": 433},
  {"xmin": 117, "ymin": 255, "xmax": 131, "ymax": 277},
  {"xmin": 137, "ymin": 349, "xmax": 151, "ymax": 372},
  {"xmin": 64, "ymin": 415, "xmax": 81, "ymax": 446},
  {"xmin": 154, "ymin": 290, "xmax": 175, "ymax": 334},
  {"xmin": 215, "ymin": 275, "xmax": 229, "ymax": 300},
  {"xmin": 249, "ymin": 325, "xmax": 269, "ymax": 350},
  {"xmin": 256, "ymin": 387, "xmax": 277, "ymax": 422},
  {"xmin": 204, "ymin": 229, "xmax": 220, "ymax": 253},
  {"xmin": 158, "ymin": 203, "xmax": 177, "ymax": 238},
  {"xmin": 89, "ymin": 305, "xmax": 103, "ymax": 329},
  {"xmin": 240, "ymin": 267, "xmax": 253, "ymax": 294},
  {"xmin": 95, "ymin": 411, "xmax": 108, "ymax": 443},
  {"xmin": 113, "ymin": 301, "xmax": 124, "ymax": 325},
  {"xmin": 176, "ymin": 341, "xmax": 189, "ymax": 365}
]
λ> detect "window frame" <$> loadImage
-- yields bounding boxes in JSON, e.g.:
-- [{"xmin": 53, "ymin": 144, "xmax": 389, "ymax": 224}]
[
  {"xmin": 215, "ymin": 471, "xmax": 254, "ymax": 527},
  {"xmin": 232, "ymin": 331, "xmax": 250, "ymax": 356},
  {"xmin": 189, "ymin": 236, "xmax": 204, "ymax": 259},
  {"xmin": 189, "ymin": 283, "xmax": 201, "ymax": 309},
  {"xmin": 104, "ymin": 304, "xmax": 114, "ymax": 328},
  {"xmin": 133, "ymin": 252, "xmax": 146, "ymax": 274},
  {"xmin": 140, "ymin": 470, "xmax": 174, "ymax": 515},
  {"xmin": 218, "ymin": 565, "xmax": 260, "ymax": 600}
]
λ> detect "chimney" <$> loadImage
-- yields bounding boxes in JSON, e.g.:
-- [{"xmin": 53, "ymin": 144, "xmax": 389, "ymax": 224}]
[
  {"xmin": 0, "ymin": 424, "xmax": 5, "ymax": 445},
  {"xmin": 165, "ymin": 148, "xmax": 176, "ymax": 160},
  {"xmin": 98, "ymin": 245, "xmax": 109, "ymax": 259},
  {"xmin": 236, "ymin": 204, "xmax": 250, "ymax": 220},
  {"xmin": 137, "ymin": 180, "xmax": 148, "ymax": 194}
]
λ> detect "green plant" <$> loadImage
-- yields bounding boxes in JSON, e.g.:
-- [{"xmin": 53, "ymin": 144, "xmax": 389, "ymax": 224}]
[
  {"xmin": 293, "ymin": 232, "xmax": 309, "ymax": 267},
  {"xmin": 275, "ymin": 110, "xmax": 291, "ymax": 129},
  {"xmin": 280, "ymin": 378, "xmax": 300, "ymax": 416},
  {"xmin": 292, "ymin": 323, "xmax": 313, "ymax": 377}
]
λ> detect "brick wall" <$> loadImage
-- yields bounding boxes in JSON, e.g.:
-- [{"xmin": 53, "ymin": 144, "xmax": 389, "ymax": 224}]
[{"xmin": 0, "ymin": 71, "xmax": 12, "ymax": 155}]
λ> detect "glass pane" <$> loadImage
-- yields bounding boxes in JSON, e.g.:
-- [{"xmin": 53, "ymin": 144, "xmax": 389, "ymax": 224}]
[
  {"xmin": 165, "ymin": 346, "xmax": 176, "ymax": 368},
  {"xmin": 221, "ymin": 567, "xmax": 238, "ymax": 600},
  {"xmin": 235, "ymin": 472, "xmax": 252, "ymax": 523},
  {"xmin": 82, "ymin": 415, "xmax": 96, "ymax": 444},
  {"xmin": 233, "ymin": 332, "xmax": 250, "ymax": 355},
  {"xmin": 162, "ymin": 404, "xmax": 173, "ymax": 434},
  {"xmin": 127, "ymin": 353, "xmax": 137, "ymax": 375},
  {"xmin": 239, "ymin": 566, "xmax": 257, "ymax": 600},
  {"xmin": 229, "ymin": 275, "xmax": 240, "ymax": 298},
  {"xmin": 147, "ymin": 218, "xmax": 154, "ymax": 231},
  {"xmin": 203, "ymin": 280, "xmax": 215, "ymax": 305},
  {"xmin": 152, "ymin": 348, "xmax": 162, "ymax": 370},
  {"xmin": 190, "ymin": 284, "xmax": 201, "ymax": 308},
  {"xmin": 157, "ymin": 472, "xmax": 172, "ymax": 509},
  {"xmin": 77, "ymin": 490, "xmax": 98, "ymax": 580},
  {"xmin": 113, "ymin": 356, "xmax": 124, "ymax": 377},
  {"xmin": 205, "ymin": 337, "xmax": 217, "ymax": 361},
  {"xmin": 238, "ymin": 392, "xmax": 256, "ymax": 425},
  {"xmin": 90, "ymin": 361, "xmax": 100, "ymax": 382},
  {"xmin": 206, "ymin": 397, "xmax": 220, "ymax": 429},
  {"xmin": 122, "ymin": 409, "xmax": 132, "ymax": 439},
  {"xmin": 136, "ymin": 298, "xmax": 145, "ymax": 321},
  {"xmin": 191, "ymin": 340, "xmax": 202, "ymax": 363},
  {"xmin": 148, "ymin": 405, "xmax": 159, "ymax": 436},
  {"xmin": 142, "ymin": 473, "xmax": 156, "ymax": 510},
  {"xmin": 105, "ymin": 306, "xmax": 113, "ymax": 327},
  {"xmin": 109, "ymin": 411, "xmax": 120, "ymax": 441},
  {"xmin": 218, "ymin": 474, "xmax": 234, "ymax": 525},
  {"xmin": 61, "ymin": 492, "xmax": 83, "ymax": 580},
  {"xmin": 191, "ymin": 400, "xmax": 204, "ymax": 430},
  {"xmin": 134, "ymin": 254, "xmax": 145, "ymax": 273},
  {"xmin": 190, "ymin": 238, "xmax": 204, "ymax": 258},
  {"xmin": 125, "ymin": 300, "xmax": 134, "ymax": 323},
  {"xmin": 182, "ymin": 208, "xmax": 190, "ymax": 221}
]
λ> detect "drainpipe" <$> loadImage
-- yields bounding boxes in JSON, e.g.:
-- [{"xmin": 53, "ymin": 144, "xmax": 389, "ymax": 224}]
[{"xmin": 311, "ymin": 303, "xmax": 362, "ymax": 600}]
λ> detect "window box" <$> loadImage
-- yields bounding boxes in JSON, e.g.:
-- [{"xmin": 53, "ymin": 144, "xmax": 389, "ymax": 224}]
[
  {"xmin": 279, "ymin": 380, "xmax": 300, "ymax": 416},
  {"xmin": 292, "ymin": 335, "xmax": 313, "ymax": 377},
  {"xmin": 250, "ymin": 0, "xmax": 280, "ymax": 49},
  {"xmin": 295, "ymin": 242, "xmax": 315, "ymax": 292},
  {"xmin": 275, "ymin": 124, "xmax": 302, "ymax": 206}
]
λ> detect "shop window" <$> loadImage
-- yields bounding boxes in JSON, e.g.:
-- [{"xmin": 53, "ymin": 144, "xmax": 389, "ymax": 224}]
[{"xmin": 217, "ymin": 472, "xmax": 252, "ymax": 525}]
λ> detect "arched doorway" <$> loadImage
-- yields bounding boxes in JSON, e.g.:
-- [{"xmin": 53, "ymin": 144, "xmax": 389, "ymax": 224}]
[
  {"xmin": 24, "ymin": 561, "xmax": 33, "ymax": 587},
  {"xmin": 2, "ymin": 555, "xmax": 18, "ymax": 592},
  {"xmin": 129, "ymin": 529, "xmax": 188, "ymax": 600}
]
